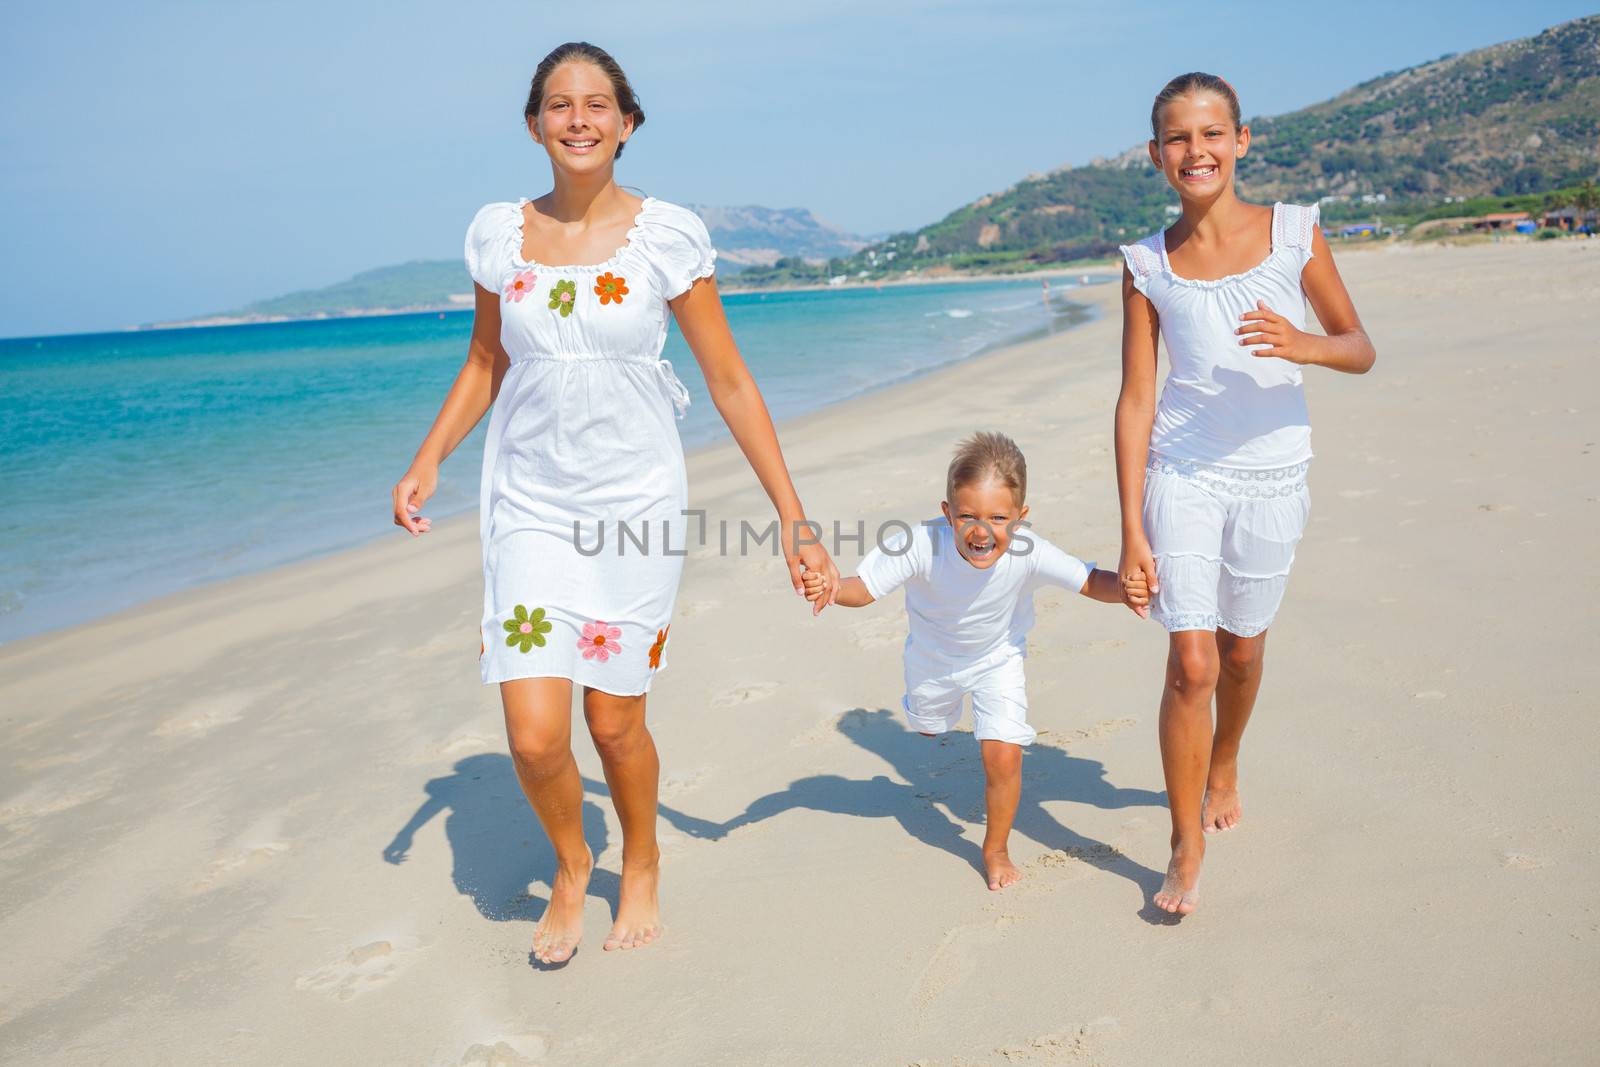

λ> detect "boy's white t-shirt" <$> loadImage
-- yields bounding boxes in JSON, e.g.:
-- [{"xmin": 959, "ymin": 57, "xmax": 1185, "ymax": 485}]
[{"xmin": 857, "ymin": 518, "xmax": 1094, "ymax": 670}]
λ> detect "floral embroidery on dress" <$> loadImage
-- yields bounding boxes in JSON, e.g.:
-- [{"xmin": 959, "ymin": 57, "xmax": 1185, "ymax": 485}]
[
  {"xmin": 504, "ymin": 270, "xmax": 537, "ymax": 303},
  {"xmin": 548, "ymin": 279, "xmax": 577, "ymax": 317},
  {"xmin": 579, "ymin": 620, "xmax": 623, "ymax": 662},
  {"xmin": 504, "ymin": 604, "xmax": 553, "ymax": 652},
  {"xmin": 648, "ymin": 625, "xmax": 669, "ymax": 669},
  {"xmin": 594, "ymin": 272, "xmax": 628, "ymax": 305}
]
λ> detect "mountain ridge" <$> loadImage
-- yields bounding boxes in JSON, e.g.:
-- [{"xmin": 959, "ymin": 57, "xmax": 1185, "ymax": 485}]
[
  {"xmin": 794, "ymin": 15, "xmax": 1600, "ymax": 279},
  {"xmin": 148, "ymin": 203, "xmax": 866, "ymax": 328}
]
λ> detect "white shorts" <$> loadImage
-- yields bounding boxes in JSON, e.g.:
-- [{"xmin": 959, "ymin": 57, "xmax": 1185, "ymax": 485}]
[
  {"xmin": 1142, "ymin": 453, "xmax": 1312, "ymax": 638},
  {"xmin": 903, "ymin": 648, "xmax": 1035, "ymax": 747}
]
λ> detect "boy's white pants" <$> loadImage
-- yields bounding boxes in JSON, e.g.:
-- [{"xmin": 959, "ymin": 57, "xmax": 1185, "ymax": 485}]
[{"xmin": 902, "ymin": 646, "xmax": 1034, "ymax": 747}]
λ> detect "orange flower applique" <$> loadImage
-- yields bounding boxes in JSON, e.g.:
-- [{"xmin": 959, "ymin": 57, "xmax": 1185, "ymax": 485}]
[
  {"xmin": 648, "ymin": 625, "xmax": 669, "ymax": 669},
  {"xmin": 594, "ymin": 272, "xmax": 629, "ymax": 305}
]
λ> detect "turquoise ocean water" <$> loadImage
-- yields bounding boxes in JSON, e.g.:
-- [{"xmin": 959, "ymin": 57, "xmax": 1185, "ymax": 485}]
[{"xmin": 0, "ymin": 279, "xmax": 1096, "ymax": 643}]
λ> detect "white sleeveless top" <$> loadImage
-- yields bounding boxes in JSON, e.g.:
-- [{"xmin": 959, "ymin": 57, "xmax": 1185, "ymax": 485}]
[{"xmin": 1120, "ymin": 202, "xmax": 1320, "ymax": 470}]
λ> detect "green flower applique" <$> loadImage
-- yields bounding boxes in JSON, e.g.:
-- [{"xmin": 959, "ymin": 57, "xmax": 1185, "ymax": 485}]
[
  {"xmin": 504, "ymin": 605, "xmax": 553, "ymax": 652},
  {"xmin": 548, "ymin": 279, "xmax": 577, "ymax": 317}
]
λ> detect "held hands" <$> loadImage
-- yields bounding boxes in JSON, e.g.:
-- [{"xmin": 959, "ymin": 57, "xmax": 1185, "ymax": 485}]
[
  {"xmin": 1117, "ymin": 541, "xmax": 1159, "ymax": 619},
  {"xmin": 785, "ymin": 523, "xmax": 839, "ymax": 615},
  {"xmin": 392, "ymin": 463, "xmax": 438, "ymax": 536},
  {"xmin": 801, "ymin": 567, "xmax": 826, "ymax": 602},
  {"xmin": 1238, "ymin": 300, "xmax": 1312, "ymax": 364}
]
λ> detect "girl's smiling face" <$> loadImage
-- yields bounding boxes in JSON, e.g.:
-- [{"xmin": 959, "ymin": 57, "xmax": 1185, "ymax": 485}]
[
  {"xmin": 530, "ymin": 61, "xmax": 633, "ymax": 174},
  {"xmin": 941, "ymin": 478, "xmax": 1029, "ymax": 570},
  {"xmin": 1149, "ymin": 90, "xmax": 1250, "ymax": 202}
]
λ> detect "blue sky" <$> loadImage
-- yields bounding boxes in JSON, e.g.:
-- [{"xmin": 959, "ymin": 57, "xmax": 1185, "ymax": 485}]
[{"xmin": 1, "ymin": 0, "xmax": 1591, "ymax": 337}]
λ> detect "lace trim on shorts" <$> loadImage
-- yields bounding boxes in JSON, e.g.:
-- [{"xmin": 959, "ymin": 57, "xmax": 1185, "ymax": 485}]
[
  {"xmin": 1218, "ymin": 615, "xmax": 1271, "ymax": 638},
  {"xmin": 1160, "ymin": 611, "xmax": 1221, "ymax": 633},
  {"xmin": 1147, "ymin": 453, "xmax": 1310, "ymax": 500}
]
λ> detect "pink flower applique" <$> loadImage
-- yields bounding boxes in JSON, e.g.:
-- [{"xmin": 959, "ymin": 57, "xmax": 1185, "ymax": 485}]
[
  {"xmin": 504, "ymin": 270, "xmax": 538, "ymax": 303},
  {"xmin": 579, "ymin": 620, "xmax": 623, "ymax": 662}
]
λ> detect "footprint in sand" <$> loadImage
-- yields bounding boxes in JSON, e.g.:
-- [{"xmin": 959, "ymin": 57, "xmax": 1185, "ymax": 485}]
[
  {"xmin": 660, "ymin": 768, "xmax": 708, "ymax": 798},
  {"xmin": 1477, "ymin": 503, "xmax": 1515, "ymax": 512},
  {"xmin": 13, "ymin": 748, "xmax": 98, "ymax": 772},
  {"xmin": 847, "ymin": 614, "xmax": 908, "ymax": 650},
  {"xmin": 0, "ymin": 781, "xmax": 112, "ymax": 828},
  {"xmin": 1035, "ymin": 718, "xmax": 1138, "ymax": 745},
  {"xmin": 993, "ymin": 1022, "xmax": 1118, "ymax": 1062},
  {"xmin": 1033, "ymin": 843, "xmax": 1124, "ymax": 871},
  {"xmin": 190, "ymin": 840, "xmax": 290, "ymax": 894},
  {"xmin": 1500, "ymin": 851, "xmax": 1551, "ymax": 871},
  {"xmin": 675, "ymin": 598, "xmax": 721, "ymax": 618},
  {"xmin": 913, "ymin": 919, "xmax": 1006, "ymax": 1008},
  {"xmin": 1412, "ymin": 690, "xmax": 1447, "ymax": 702},
  {"xmin": 710, "ymin": 682, "xmax": 780, "ymax": 709},
  {"xmin": 1338, "ymin": 489, "xmax": 1379, "ymax": 499},
  {"xmin": 409, "ymin": 731, "xmax": 501, "ymax": 764},
  {"xmin": 294, "ymin": 937, "xmax": 419, "ymax": 1001},
  {"xmin": 458, "ymin": 1035, "xmax": 548, "ymax": 1066},
  {"xmin": 154, "ymin": 690, "xmax": 259, "ymax": 738}
]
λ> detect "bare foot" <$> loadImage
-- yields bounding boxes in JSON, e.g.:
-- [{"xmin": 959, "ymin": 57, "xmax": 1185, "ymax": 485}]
[
  {"xmin": 603, "ymin": 850, "xmax": 662, "ymax": 952},
  {"xmin": 532, "ymin": 853, "xmax": 592, "ymax": 965},
  {"xmin": 1202, "ymin": 762, "xmax": 1242, "ymax": 834},
  {"xmin": 1153, "ymin": 838, "xmax": 1202, "ymax": 915},
  {"xmin": 984, "ymin": 849, "xmax": 1023, "ymax": 891}
]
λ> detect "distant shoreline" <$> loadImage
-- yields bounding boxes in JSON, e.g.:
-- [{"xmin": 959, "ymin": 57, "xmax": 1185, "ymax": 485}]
[
  {"xmin": 129, "ymin": 236, "xmax": 1419, "ymax": 335},
  {"xmin": 124, "ymin": 261, "xmax": 1122, "ymax": 334}
]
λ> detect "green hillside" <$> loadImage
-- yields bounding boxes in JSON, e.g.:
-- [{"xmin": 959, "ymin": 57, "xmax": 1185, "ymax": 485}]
[
  {"xmin": 755, "ymin": 15, "xmax": 1599, "ymax": 282},
  {"xmin": 232, "ymin": 261, "xmax": 471, "ymax": 319}
]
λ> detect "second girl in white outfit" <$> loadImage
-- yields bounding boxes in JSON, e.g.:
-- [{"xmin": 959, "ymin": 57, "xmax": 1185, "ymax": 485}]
[{"xmin": 1114, "ymin": 72, "xmax": 1376, "ymax": 917}]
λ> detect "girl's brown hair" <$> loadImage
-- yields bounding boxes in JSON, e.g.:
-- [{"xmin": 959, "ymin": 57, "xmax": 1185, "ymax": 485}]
[
  {"xmin": 947, "ymin": 431, "xmax": 1027, "ymax": 506},
  {"xmin": 1150, "ymin": 72, "xmax": 1241, "ymax": 139},
  {"xmin": 524, "ymin": 42, "xmax": 646, "ymax": 159}
]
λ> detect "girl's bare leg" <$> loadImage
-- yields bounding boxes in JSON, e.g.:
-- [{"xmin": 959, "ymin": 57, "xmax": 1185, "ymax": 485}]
[
  {"xmin": 583, "ymin": 687, "xmax": 663, "ymax": 951},
  {"xmin": 1206, "ymin": 629, "xmax": 1268, "ymax": 833},
  {"xmin": 502, "ymin": 677, "xmax": 591, "ymax": 964},
  {"xmin": 1155, "ymin": 631, "xmax": 1220, "ymax": 915},
  {"xmin": 980, "ymin": 740, "xmax": 1025, "ymax": 890}
]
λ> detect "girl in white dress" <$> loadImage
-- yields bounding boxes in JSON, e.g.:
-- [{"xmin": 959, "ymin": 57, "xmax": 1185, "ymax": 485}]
[
  {"xmin": 392, "ymin": 42, "xmax": 840, "ymax": 964},
  {"xmin": 1113, "ymin": 73, "xmax": 1376, "ymax": 916}
]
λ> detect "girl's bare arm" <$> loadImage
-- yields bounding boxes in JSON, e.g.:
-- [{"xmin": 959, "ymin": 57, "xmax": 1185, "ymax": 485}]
[
  {"xmin": 392, "ymin": 284, "xmax": 508, "ymax": 534},
  {"xmin": 1114, "ymin": 265, "xmax": 1162, "ymax": 613},
  {"xmin": 671, "ymin": 275, "xmax": 841, "ymax": 612}
]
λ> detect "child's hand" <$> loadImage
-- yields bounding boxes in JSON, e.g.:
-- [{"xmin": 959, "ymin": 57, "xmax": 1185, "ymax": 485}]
[
  {"xmin": 1120, "ymin": 571, "xmax": 1150, "ymax": 614},
  {"xmin": 1238, "ymin": 300, "xmax": 1310, "ymax": 364},
  {"xmin": 1117, "ymin": 540, "xmax": 1159, "ymax": 620},
  {"xmin": 801, "ymin": 566, "xmax": 829, "ymax": 604}
]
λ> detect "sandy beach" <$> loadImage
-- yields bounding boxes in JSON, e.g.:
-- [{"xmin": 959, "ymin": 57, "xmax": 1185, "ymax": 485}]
[{"xmin": 2, "ymin": 238, "xmax": 1597, "ymax": 1065}]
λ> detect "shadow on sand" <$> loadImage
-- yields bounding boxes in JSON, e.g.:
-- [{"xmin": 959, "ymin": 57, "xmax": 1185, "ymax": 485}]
[{"xmin": 714, "ymin": 709, "xmax": 1171, "ymax": 915}]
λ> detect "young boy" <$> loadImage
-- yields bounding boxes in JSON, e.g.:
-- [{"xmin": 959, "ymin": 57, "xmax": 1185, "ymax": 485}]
[{"xmin": 802, "ymin": 431, "xmax": 1139, "ymax": 890}]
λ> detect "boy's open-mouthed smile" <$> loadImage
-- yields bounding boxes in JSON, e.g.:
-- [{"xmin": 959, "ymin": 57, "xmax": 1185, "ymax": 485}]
[{"xmin": 942, "ymin": 478, "xmax": 1029, "ymax": 570}]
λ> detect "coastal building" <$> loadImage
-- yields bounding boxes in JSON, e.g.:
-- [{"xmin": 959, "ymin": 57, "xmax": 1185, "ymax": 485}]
[
  {"xmin": 1472, "ymin": 212, "xmax": 1532, "ymax": 231},
  {"xmin": 1541, "ymin": 207, "xmax": 1596, "ymax": 232}
]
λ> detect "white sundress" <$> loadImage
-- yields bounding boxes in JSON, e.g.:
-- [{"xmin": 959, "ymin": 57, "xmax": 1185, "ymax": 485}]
[
  {"xmin": 463, "ymin": 196, "xmax": 717, "ymax": 694},
  {"xmin": 1118, "ymin": 202, "xmax": 1320, "ymax": 636}
]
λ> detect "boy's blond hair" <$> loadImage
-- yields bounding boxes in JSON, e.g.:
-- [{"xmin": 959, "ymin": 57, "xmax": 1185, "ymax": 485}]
[{"xmin": 946, "ymin": 431, "xmax": 1027, "ymax": 506}]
